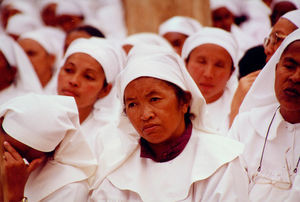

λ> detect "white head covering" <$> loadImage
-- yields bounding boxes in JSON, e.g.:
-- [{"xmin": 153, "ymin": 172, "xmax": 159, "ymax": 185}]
[
  {"xmin": 123, "ymin": 33, "xmax": 173, "ymax": 51},
  {"xmin": 0, "ymin": 93, "xmax": 97, "ymax": 201},
  {"xmin": 117, "ymin": 45, "xmax": 212, "ymax": 132},
  {"xmin": 63, "ymin": 37, "xmax": 124, "ymax": 84},
  {"xmin": 56, "ymin": 0, "xmax": 84, "ymax": 16},
  {"xmin": 158, "ymin": 16, "xmax": 202, "ymax": 36},
  {"xmin": 2, "ymin": 0, "xmax": 38, "ymax": 16},
  {"xmin": 0, "ymin": 34, "xmax": 42, "ymax": 93},
  {"xmin": 281, "ymin": 9, "xmax": 300, "ymax": 28},
  {"xmin": 19, "ymin": 26, "xmax": 65, "ymax": 60},
  {"xmin": 182, "ymin": 27, "xmax": 239, "ymax": 67},
  {"xmin": 5, "ymin": 14, "xmax": 42, "ymax": 36},
  {"xmin": 210, "ymin": 0, "xmax": 241, "ymax": 16},
  {"xmin": 240, "ymin": 28, "xmax": 300, "ymax": 112}
]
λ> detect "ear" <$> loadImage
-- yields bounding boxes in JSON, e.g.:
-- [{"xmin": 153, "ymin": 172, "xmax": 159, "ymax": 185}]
[
  {"xmin": 181, "ymin": 91, "xmax": 192, "ymax": 114},
  {"xmin": 97, "ymin": 83, "xmax": 112, "ymax": 99}
]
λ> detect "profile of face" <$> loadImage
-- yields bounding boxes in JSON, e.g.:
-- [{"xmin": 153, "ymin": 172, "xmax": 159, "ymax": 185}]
[
  {"xmin": 212, "ymin": 7, "xmax": 234, "ymax": 32},
  {"xmin": 41, "ymin": 3, "xmax": 57, "ymax": 27},
  {"xmin": 0, "ymin": 51, "xmax": 16, "ymax": 91},
  {"xmin": 270, "ymin": 2, "xmax": 297, "ymax": 26},
  {"xmin": 264, "ymin": 18, "xmax": 298, "ymax": 62},
  {"xmin": 0, "ymin": 4, "xmax": 20, "ymax": 28},
  {"xmin": 56, "ymin": 14, "xmax": 84, "ymax": 33},
  {"xmin": 275, "ymin": 40, "xmax": 300, "ymax": 121},
  {"xmin": 163, "ymin": 32, "xmax": 188, "ymax": 55},
  {"xmin": 186, "ymin": 43, "xmax": 233, "ymax": 104},
  {"xmin": 0, "ymin": 118, "xmax": 45, "ymax": 163},
  {"xmin": 18, "ymin": 38, "xmax": 55, "ymax": 87},
  {"xmin": 64, "ymin": 30, "xmax": 91, "ymax": 53},
  {"xmin": 57, "ymin": 52, "xmax": 109, "ymax": 111},
  {"xmin": 124, "ymin": 77, "xmax": 190, "ymax": 144}
]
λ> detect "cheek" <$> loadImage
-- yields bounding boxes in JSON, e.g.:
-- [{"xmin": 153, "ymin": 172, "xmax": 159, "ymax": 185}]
[{"xmin": 187, "ymin": 63, "xmax": 203, "ymax": 79}]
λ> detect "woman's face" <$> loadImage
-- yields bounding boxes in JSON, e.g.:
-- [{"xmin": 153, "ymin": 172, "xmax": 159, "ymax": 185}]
[
  {"xmin": 163, "ymin": 32, "xmax": 188, "ymax": 55},
  {"xmin": 57, "ymin": 53, "xmax": 107, "ymax": 110},
  {"xmin": 275, "ymin": 40, "xmax": 300, "ymax": 116},
  {"xmin": 124, "ymin": 77, "xmax": 188, "ymax": 144},
  {"xmin": 186, "ymin": 43, "xmax": 233, "ymax": 103},
  {"xmin": 18, "ymin": 38, "xmax": 55, "ymax": 83},
  {"xmin": 264, "ymin": 18, "xmax": 298, "ymax": 62},
  {"xmin": 212, "ymin": 7, "xmax": 234, "ymax": 32}
]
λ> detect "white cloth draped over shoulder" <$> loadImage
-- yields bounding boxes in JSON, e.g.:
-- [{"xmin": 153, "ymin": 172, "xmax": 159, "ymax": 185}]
[
  {"xmin": 182, "ymin": 27, "xmax": 239, "ymax": 133},
  {"xmin": 0, "ymin": 34, "xmax": 42, "ymax": 105},
  {"xmin": 89, "ymin": 45, "xmax": 248, "ymax": 201},
  {"xmin": 158, "ymin": 16, "xmax": 202, "ymax": 37},
  {"xmin": 0, "ymin": 93, "xmax": 97, "ymax": 201},
  {"xmin": 229, "ymin": 29, "xmax": 300, "ymax": 202}
]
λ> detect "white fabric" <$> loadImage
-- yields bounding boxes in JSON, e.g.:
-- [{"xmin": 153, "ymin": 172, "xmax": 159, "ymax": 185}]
[
  {"xmin": 229, "ymin": 104, "xmax": 300, "ymax": 202},
  {"xmin": 282, "ymin": 9, "xmax": 300, "ymax": 28},
  {"xmin": 90, "ymin": 130, "xmax": 247, "ymax": 201},
  {"xmin": 0, "ymin": 93, "xmax": 97, "ymax": 201},
  {"xmin": 240, "ymin": 29, "xmax": 300, "ymax": 113},
  {"xmin": 123, "ymin": 33, "xmax": 173, "ymax": 51},
  {"xmin": 158, "ymin": 16, "xmax": 202, "ymax": 36},
  {"xmin": 182, "ymin": 27, "xmax": 239, "ymax": 66},
  {"xmin": 63, "ymin": 37, "xmax": 124, "ymax": 84},
  {"xmin": 2, "ymin": 0, "xmax": 38, "ymax": 16},
  {"xmin": 56, "ymin": 0, "xmax": 83, "ymax": 16},
  {"xmin": 210, "ymin": 0, "xmax": 241, "ymax": 16},
  {"xmin": 5, "ymin": 14, "xmax": 42, "ymax": 36}
]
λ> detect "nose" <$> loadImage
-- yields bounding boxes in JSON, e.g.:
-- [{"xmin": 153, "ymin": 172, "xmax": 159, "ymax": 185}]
[
  {"xmin": 290, "ymin": 67, "xmax": 300, "ymax": 83},
  {"xmin": 264, "ymin": 43, "xmax": 274, "ymax": 62},
  {"xmin": 140, "ymin": 104, "xmax": 154, "ymax": 121},
  {"xmin": 68, "ymin": 74, "xmax": 80, "ymax": 87},
  {"xmin": 202, "ymin": 64, "xmax": 214, "ymax": 79}
]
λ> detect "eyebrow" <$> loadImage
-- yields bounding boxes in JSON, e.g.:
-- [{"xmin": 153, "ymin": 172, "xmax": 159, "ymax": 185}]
[{"xmin": 283, "ymin": 57, "xmax": 299, "ymax": 65}]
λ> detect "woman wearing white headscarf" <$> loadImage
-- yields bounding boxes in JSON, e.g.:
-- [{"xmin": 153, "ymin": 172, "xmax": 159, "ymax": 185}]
[
  {"xmin": 0, "ymin": 93, "xmax": 97, "ymax": 201},
  {"xmin": 122, "ymin": 32, "xmax": 173, "ymax": 55},
  {"xmin": 18, "ymin": 27, "xmax": 66, "ymax": 94},
  {"xmin": 158, "ymin": 16, "xmax": 202, "ymax": 55},
  {"xmin": 0, "ymin": 34, "xmax": 41, "ymax": 105},
  {"xmin": 89, "ymin": 45, "xmax": 248, "ymax": 201},
  {"xmin": 182, "ymin": 27, "xmax": 238, "ymax": 133},
  {"xmin": 228, "ymin": 28, "xmax": 300, "ymax": 202}
]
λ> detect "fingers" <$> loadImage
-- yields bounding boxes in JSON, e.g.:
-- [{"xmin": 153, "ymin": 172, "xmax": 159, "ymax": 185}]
[
  {"xmin": 3, "ymin": 141, "xmax": 23, "ymax": 161},
  {"xmin": 27, "ymin": 156, "xmax": 46, "ymax": 174}
]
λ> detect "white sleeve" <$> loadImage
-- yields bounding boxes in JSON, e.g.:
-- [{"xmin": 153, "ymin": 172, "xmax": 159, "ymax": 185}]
[
  {"xmin": 42, "ymin": 181, "xmax": 89, "ymax": 202},
  {"xmin": 194, "ymin": 157, "xmax": 250, "ymax": 202}
]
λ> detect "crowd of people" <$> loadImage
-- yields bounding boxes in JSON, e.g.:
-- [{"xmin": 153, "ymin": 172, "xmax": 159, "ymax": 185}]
[{"xmin": 0, "ymin": 0, "xmax": 299, "ymax": 201}]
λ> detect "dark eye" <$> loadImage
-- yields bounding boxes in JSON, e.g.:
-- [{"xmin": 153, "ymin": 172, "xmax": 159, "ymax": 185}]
[
  {"xmin": 127, "ymin": 102, "xmax": 136, "ymax": 108},
  {"xmin": 197, "ymin": 58, "xmax": 206, "ymax": 64},
  {"xmin": 26, "ymin": 51, "xmax": 36, "ymax": 57},
  {"xmin": 85, "ymin": 74, "xmax": 95, "ymax": 81},
  {"xmin": 150, "ymin": 97, "xmax": 160, "ymax": 102},
  {"xmin": 215, "ymin": 61, "xmax": 224, "ymax": 68},
  {"xmin": 63, "ymin": 67, "xmax": 74, "ymax": 73}
]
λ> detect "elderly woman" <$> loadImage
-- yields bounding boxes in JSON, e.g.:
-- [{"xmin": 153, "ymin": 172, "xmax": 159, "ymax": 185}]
[
  {"xmin": 89, "ymin": 45, "xmax": 248, "ymax": 201},
  {"xmin": 0, "ymin": 93, "xmax": 97, "ymax": 201},
  {"xmin": 158, "ymin": 16, "xmax": 202, "ymax": 55},
  {"xmin": 229, "ymin": 28, "xmax": 300, "ymax": 202},
  {"xmin": 182, "ymin": 27, "xmax": 238, "ymax": 133}
]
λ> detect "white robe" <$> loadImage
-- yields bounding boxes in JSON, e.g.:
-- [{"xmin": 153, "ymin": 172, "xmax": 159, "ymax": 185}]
[
  {"xmin": 89, "ymin": 128, "xmax": 249, "ymax": 201},
  {"xmin": 229, "ymin": 104, "xmax": 300, "ymax": 202}
]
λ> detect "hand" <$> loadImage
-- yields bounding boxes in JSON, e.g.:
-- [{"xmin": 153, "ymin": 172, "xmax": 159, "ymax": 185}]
[
  {"xmin": 229, "ymin": 70, "xmax": 261, "ymax": 127},
  {"xmin": 1, "ymin": 141, "xmax": 46, "ymax": 202}
]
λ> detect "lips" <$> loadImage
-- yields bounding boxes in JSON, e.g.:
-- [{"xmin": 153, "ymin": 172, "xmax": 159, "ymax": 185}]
[
  {"xmin": 142, "ymin": 124, "xmax": 160, "ymax": 135},
  {"xmin": 60, "ymin": 89, "xmax": 79, "ymax": 97},
  {"xmin": 284, "ymin": 87, "xmax": 300, "ymax": 97}
]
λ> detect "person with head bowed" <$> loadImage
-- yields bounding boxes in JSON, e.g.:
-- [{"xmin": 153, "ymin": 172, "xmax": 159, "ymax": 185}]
[
  {"xmin": 89, "ymin": 45, "xmax": 248, "ymax": 201},
  {"xmin": 0, "ymin": 93, "xmax": 97, "ymax": 202},
  {"xmin": 228, "ymin": 28, "xmax": 300, "ymax": 202},
  {"xmin": 182, "ymin": 27, "xmax": 238, "ymax": 133}
]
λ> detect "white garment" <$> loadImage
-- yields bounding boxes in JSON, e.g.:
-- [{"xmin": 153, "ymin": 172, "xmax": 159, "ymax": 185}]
[
  {"xmin": 282, "ymin": 9, "xmax": 300, "ymax": 28},
  {"xmin": 90, "ymin": 129, "xmax": 247, "ymax": 201},
  {"xmin": 158, "ymin": 16, "xmax": 202, "ymax": 36},
  {"xmin": 229, "ymin": 104, "xmax": 300, "ymax": 202}
]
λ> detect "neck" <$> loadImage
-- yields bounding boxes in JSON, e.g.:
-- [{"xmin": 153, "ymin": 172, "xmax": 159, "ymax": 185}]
[
  {"xmin": 78, "ymin": 105, "xmax": 94, "ymax": 124},
  {"xmin": 206, "ymin": 90, "xmax": 224, "ymax": 104},
  {"xmin": 280, "ymin": 107, "xmax": 300, "ymax": 124},
  {"xmin": 38, "ymin": 68, "xmax": 53, "ymax": 88}
]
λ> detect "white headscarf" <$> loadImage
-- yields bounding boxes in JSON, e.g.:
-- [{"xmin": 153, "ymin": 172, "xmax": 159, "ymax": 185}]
[
  {"xmin": 0, "ymin": 93, "xmax": 97, "ymax": 201},
  {"xmin": 158, "ymin": 16, "xmax": 202, "ymax": 36},
  {"xmin": 282, "ymin": 9, "xmax": 300, "ymax": 28},
  {"xmin": 63, "ymin": 37, "xmax": 124, "ymax": 84},
  {"xmin": 210, "ymin": 0, "xmax": 242, "ymax": 16},
  {"xmin": 5, "ymin": 14, "xmax": 42, "ymax": 36},
  {"xmin": 2, "ymin": 0, "xmax": 38, "ymax": 16},
  {"xmin": 117, "ymin": 45, "xmax": 212, "ymax": 132},
  {"xmin": 19, "ymin": 27, "xmax": 65, "ymax": 60},
  {"xmin": 56, "ymin": 0, "xmax": 84, "ymax": 16},
  {"xmin": 182, "ymin": 27, "xmax": 239, "ymax": 67},
  {"xmin": 123, "ymin": 33, "xmax": 173, "ymax": 51},
  {"xmin": 240, "ymin": 28, "xmax": 300, "ymax": 113}
]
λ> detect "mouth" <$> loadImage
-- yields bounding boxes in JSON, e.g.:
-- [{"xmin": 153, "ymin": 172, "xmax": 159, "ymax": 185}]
[
  {"xmin": 60, "ymin": 89, "xmax": 79, "ymax": 97},
  {"xmin": 284, "ymin": 88, "xmax": 300, "ymax": 97},
  {"xmin": 142, "ymin": 124, "xmax": 160, "ymax": 135}
]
